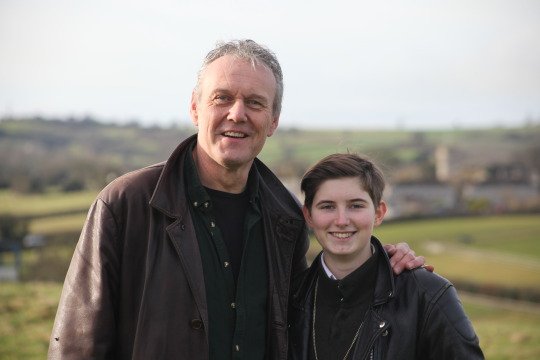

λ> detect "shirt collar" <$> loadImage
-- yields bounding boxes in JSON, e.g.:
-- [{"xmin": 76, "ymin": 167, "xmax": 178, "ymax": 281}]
[
  {"xmin": 320, "ymin": 243, "xmax": 376, "ymax": 280},
  {"xmin": 185, "ymin": 141, "xmax": 260, "ymax": 208}
]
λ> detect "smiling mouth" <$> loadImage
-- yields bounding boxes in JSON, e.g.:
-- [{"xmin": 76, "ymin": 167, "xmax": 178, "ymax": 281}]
[
  {"xmin": 330, "ymin": 232, "xmax": 355, "ymax": 239},
  {"xmin": 223, "ymin": 131, "xmax": 247, "ymax": 138}
]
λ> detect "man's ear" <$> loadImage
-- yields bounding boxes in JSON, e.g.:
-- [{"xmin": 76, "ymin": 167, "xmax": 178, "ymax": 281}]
[
  {"xmin": 266, "ymin": 115, "xmax": 280, "ymax": 137},
  {"xmin": 190, "ymin": 91, "xmax": 199, "ymax": 126},
  {"xmin": 302, "ymin": 205, "xmax": 313, "ymax": 227},
  {"xmin": 374, "ymin": 200, "xmax": 387, "ymax": 226}
]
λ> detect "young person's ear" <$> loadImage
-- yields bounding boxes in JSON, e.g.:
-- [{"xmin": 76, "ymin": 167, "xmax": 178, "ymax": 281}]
[
  {"xmin": 374, "ymin": 201, "xmax": 387, "ymax": 226},
  {"xmin": 302, "ymin": 205, "xmax": 313, "ymax": 227}
]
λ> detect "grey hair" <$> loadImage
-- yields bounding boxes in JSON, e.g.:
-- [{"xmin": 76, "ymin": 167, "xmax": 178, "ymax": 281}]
[{"xmin": 195, "ymin": 39, "xmax": 284, "ymax": 117}]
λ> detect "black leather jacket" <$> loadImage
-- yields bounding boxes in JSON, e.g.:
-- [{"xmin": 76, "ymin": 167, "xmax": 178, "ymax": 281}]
[{"xmin": 288, "ymin": 237, "xmax": 484, "ymax": 360}]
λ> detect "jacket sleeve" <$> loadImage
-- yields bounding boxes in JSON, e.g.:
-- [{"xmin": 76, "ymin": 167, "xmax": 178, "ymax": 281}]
[
  {"xmin": 292, "ymin": 225, "xmax": 309, "ymax": 279},
  {"xmin": 48, "ymin": 198, "xmax": 121, "ymax": 359},
  {"xmin": 418, "ymin": 275, "xmax": 485, "ymax": 359}
]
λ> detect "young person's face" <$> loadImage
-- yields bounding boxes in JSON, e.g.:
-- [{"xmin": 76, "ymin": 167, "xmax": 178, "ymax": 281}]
[{"xmin": 303, "ymin": 177, "xmax": 387, "ymax": 265}]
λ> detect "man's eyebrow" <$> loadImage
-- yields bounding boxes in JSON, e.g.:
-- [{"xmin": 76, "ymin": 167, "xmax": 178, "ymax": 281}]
[
  {"xmin": 211, "ymin": 89, "xmax": 269, "ymax": 100},
  {"xmin": 212, "ymin": 88, "xmax": 232, "ymax": 94}
]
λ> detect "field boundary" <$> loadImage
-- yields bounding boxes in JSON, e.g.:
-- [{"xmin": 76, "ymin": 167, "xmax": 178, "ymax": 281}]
[{"xmin": 460, "ymin": 292, "xmax": 540, "ymax": 315}]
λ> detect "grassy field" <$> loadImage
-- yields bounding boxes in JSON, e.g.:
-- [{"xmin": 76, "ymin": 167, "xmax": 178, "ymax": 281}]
[
  {"xmin": 0, "ymin": 190, "xmax": 97, "ymax": 218},
  {"xmin": 306, "ymin": 214, "xmax": 540, "ymax": 291},
  {"xmin": 0, "ymin": 281, "xmax": 539, "ymax": 359},
  {"xmin": 1, "ymin": 190, "xmax": 539, "ymax": 358},
  {"xmin": 376, "ymin": 215, "xmax": 540, "ymax": 290}
]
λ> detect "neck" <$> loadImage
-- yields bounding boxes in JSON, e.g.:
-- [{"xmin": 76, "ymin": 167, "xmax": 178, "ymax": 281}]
[{"xmin": 192, "ymin": 146, "xmax": 250, "ymax": 194}]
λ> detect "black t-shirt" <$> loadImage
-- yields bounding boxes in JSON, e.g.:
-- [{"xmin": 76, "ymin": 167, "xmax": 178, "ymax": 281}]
[{"xmin": 205, "ymin": 186, "xmax": 250, "ymax": 283}]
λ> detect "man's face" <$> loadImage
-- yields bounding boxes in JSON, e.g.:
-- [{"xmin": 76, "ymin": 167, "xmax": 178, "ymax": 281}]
[
  {"xmin": 190, "ymin": 55, "xmax": 279, "ymax": 171},
  {"xmin": 303, "ymin": 177, "xmax": 386, "ymax": 267}
]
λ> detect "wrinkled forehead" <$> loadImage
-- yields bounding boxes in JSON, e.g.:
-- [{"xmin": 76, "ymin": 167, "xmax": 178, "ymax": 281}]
[
  {"xmin": 198, "ymin": 56, "xmax": 277, "ymax": 98},
  {"xmin": 201, "ymin": 55, "xmax": 275, "ymax": 83}
]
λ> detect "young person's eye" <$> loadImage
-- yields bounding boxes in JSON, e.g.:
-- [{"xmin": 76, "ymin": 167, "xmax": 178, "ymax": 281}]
[{"xmin": 319, "ymin": 204, "xmax": 335, "ymax": 210}]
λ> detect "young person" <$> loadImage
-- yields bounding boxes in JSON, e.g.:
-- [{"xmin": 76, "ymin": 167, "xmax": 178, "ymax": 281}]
[{"xmin": 289, "ymin": 153, "xmax": 484, "ymax": 360}]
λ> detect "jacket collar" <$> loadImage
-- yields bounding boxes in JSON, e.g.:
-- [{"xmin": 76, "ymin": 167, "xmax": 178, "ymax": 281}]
[
  {"xmin": 149, "ymin": 134, "xmax": 303, "ymax": 223},
  {"xmin": 292, "ymin": 236, "xmax": 396, "ymax": 309},
  {"xmin": 149, "ymin": 134, "xmax": 197, "ymax": 219},
  {"xmin": 371, "ymin": 236, "xmax": 396, "ymax": 305}
]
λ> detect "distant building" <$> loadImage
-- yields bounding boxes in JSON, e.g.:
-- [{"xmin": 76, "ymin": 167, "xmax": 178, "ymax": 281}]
[
  {"xmin": 463, "ymin": 183, "xmax": 540, "ymax": 212},
  {"xmin": 484, "ymin": 163, "xmax": 531, "ymax": 184},
  {"xmin": 385, "ymin": 183, "xmax": 456, "ymax": 219}
]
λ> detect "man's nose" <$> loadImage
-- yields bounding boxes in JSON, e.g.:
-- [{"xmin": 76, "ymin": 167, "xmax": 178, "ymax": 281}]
[{"xmin": 228, "ymin": 100, "xmax": 247, "ymax": 122}]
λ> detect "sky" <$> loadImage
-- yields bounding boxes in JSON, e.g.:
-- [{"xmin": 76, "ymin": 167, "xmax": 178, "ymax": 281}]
[{"xmin": 1, "ymin": 0, "xmax": 540, "ymax": 130}]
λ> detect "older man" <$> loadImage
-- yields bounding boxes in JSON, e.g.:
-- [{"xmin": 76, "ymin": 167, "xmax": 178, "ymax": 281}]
[{"xmin": 48, "ymin": 39, "xmax": 425, "ymax": 360}]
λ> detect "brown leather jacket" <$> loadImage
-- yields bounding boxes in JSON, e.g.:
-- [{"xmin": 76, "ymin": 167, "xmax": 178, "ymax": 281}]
[{"xmin": 48, "ymin": 135, "xmax": 309, "ymax": 359}]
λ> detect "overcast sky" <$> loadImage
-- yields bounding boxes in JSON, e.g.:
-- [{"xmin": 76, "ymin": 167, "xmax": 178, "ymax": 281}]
[{"xmin": 1, "ymin": 0, "xmax": 539, "ymax": 130}]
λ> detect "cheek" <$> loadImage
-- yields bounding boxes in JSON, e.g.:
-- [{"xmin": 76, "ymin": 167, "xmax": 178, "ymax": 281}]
[{"xmin": 311, "ymin": 214, "xmax": 332, "ymax": 229}]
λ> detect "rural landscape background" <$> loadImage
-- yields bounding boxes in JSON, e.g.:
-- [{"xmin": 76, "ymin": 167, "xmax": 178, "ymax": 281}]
[{"xmin": 1, "ymin": 117, "xmax": 540, "ymax": 359}]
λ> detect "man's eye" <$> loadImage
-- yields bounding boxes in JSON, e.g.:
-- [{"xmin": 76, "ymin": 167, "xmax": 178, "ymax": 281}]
[
  {"xmin": 246, "ymin": 99, "xmax": 264, "ymax": 109},
  {"xmin": 214, "ymin": 95, "xmax": 231, "ymax": 103}
]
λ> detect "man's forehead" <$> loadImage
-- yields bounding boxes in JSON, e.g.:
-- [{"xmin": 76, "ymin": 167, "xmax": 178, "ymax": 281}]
[
  {"xmin": 199, "ymin": 55, "xmax": 277, "ymax": 98},
  {"xmin": 203, "ymin": 55, "xmax": 274, "ymax": 82}
]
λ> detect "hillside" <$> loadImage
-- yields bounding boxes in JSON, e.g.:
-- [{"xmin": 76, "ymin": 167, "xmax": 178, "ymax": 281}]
[{"xmin": 1, "ymin": 117, "xmax": 539, "ymax": 192}]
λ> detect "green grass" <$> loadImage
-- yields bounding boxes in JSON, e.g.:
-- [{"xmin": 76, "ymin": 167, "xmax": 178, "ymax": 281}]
[
  {"xmin": 29, "ymin": 213, "xmax": 87, "ymax": 235},
  {"xmin": 306, "ymin": 214, "xmax": 540, "ymax": 290},
  {"xmin": 259, "ymin": 129, "xmax": 415, "ymax": 166},
  {"xmin": 0, "ymin": 190, "xmax": 97, "ymax": 217},
  {"xmin": 0, "ymin": 282, "xmax": 538, "ymax": 359},
  {"xmin": 1, "ymin": 189, "xmax": 539, "ymax": 358},
  {"xmin": 373, "ymin": 214, "xmax": 540, "ymax": 289},
  {"xmin": 463, "ymin": 296, "xmax": 540, "ymax": 360},
  {"xmin": 0, "ymin": 282, "xmax": 63, "ymax": 360}
]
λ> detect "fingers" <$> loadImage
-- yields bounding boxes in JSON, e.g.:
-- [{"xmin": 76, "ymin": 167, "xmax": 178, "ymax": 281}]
[
  {"xmin": 388, "ymin": 242, "xmax": 431, "ymax": 275},
  {"xmin": 406, "ymin": 255, "xmax": 425, "ymax": 271},
  {"xmin": 422, "ymin": 264, "xmax": 435, "ymax": 272},
  {"xmin": 388, "ymin": 243, "xmax": 415, "ymax": 267},
  {"xmin": 391, "ymin": 252, "xmax": 417, "ymax": 274},
  {"xmin": 385, "ymin": 242, "xmax": 434, "ymax": 274},
  {"xmin": 382, "ymin": 243, "xmax": 396, "ymax": 256}
]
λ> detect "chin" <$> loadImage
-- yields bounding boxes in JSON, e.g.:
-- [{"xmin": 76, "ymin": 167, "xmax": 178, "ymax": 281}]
[
  {"xmin": 328, "ymin": 248, "xmax": 355, "ymax": 257},
  {"xmin": 222, "ymin": 156, "xmax": 251, "ymax": 168}
]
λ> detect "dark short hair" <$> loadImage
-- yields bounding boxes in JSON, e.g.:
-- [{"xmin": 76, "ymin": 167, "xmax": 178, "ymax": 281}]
[
  {"xmin": 195, "ymin": 39, "xmax": 284, "ymax": 117},
  {"xmin": 301, "ymin": 153, "xmax": 385, "ymax": 209}
]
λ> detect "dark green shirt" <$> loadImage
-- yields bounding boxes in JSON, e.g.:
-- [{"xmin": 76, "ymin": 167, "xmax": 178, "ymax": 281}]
[{"xmin": 185, "ymin": 147, "xmax": 268, "ymax": 360}]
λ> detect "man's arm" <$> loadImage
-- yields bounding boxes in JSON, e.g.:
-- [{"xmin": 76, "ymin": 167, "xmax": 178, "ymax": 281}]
[
  {"xmin": 48, "ymin": 198, "xmax": 120, "ymax": 359},
  {"xmin": 383, "ymin": 243, "xmax": 434, "ymax": 275}
]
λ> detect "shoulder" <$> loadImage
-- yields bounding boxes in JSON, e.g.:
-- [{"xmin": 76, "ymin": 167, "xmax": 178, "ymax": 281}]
[
  {"xmin": 254, "ymin": 158, "xmax": 303, "ymax": 218},
  {"xmin": 98, "ymin": 162, "xmax": 165, "ymax": 206},
  {"xmin": 395, "ymin": 267, "xmax": 459, "ymax": 306},
  {"xmin": 396, "ymin": 268, "xmax": 478, "ymax": 341},
  {"xmin": 408, "ymin": 267, "xmax": 453, "ymax": 299}
]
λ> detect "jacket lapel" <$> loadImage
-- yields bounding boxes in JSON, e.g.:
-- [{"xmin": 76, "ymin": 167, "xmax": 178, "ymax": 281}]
[{"xmin": 149, "ymin": 135, "xmax": 208, "ymax": 326}]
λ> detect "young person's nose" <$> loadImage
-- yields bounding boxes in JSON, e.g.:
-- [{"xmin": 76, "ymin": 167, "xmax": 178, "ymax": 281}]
[{"xmin": 334, "ymin": 207, "xmax": 350, "ymax": 226}]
